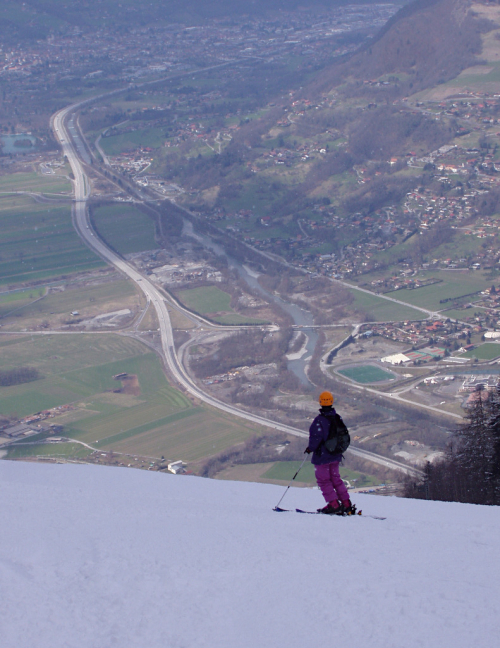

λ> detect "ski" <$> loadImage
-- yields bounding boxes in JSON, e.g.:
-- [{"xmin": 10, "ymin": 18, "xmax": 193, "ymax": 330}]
[
  {"xmin": 296, "ymin": 508, "xmax": 386, "ymax": 520},
  {"xmin": 295, "ymin": 507, "xmax": 360, "ymax": 516},
  {"xmin": 273, "ymin": 506, "xmax": 385, "ymax": 520}
]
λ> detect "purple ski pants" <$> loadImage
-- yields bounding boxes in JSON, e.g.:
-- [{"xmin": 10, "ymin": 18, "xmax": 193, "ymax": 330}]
[{"xmin": 315, "ymin": 462, "xmax": 349, "ymax": 505}]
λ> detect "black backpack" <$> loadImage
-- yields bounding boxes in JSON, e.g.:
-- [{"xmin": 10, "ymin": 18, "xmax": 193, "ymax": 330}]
[{"xmin": 323, "ymin": 414, "xmax": 350, "ymax": 455}]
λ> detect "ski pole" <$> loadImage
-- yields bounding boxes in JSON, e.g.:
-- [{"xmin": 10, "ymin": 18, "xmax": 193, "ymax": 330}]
[{"xmin": 273, "ymin": 455, "xmax": 308, "ymax": 511}]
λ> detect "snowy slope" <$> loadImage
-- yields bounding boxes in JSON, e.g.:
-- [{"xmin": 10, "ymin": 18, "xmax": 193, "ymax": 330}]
[{"xmin": 1, "ymin": 462, "xmax": 500, "ymax": 648}]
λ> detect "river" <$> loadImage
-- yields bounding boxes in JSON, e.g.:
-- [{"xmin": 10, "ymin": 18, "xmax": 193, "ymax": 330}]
[{"xmin": 182, "ymin": 220, "xmax": 318, "ymax": 385}]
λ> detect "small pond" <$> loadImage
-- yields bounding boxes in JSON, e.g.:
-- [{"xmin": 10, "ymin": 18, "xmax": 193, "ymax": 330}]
[{"xmin": 1, "ymin": 134, "xmax": 38, "ymax": 154}]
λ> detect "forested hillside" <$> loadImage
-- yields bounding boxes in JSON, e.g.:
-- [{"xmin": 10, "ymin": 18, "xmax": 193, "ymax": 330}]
[{"xmin": 307, "ymin": 0, "xmax": 491, "ymax": 95}]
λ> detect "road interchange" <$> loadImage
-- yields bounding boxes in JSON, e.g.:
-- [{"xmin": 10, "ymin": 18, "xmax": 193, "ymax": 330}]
[{"xmin": 50, "ymin": 91, "xmax": 424, "ymax": 479}]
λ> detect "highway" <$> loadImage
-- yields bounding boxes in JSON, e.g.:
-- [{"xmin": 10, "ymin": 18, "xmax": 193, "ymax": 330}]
[{"xmin": 50, "ymin": 92, "xmax": 424, "ymax": 479}]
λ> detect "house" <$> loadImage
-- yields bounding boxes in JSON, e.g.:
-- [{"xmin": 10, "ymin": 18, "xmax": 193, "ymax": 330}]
[{"xmin": 167, "ymin": 460, "xmax": 186, "ymax": 474}]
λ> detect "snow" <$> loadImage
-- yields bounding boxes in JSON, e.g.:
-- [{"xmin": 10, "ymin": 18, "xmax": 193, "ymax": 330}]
[{"xmin": 1, "ymin": 462, "xmax": 500, "ymax": 648}]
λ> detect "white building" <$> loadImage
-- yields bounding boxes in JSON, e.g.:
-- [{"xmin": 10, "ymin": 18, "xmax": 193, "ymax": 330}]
[
  {"xmin": 381, "ymin": 353, "xmax": 410, "ymax": 365},
  {"xmin": 167, "ymin": 461, "xmax": 185, "ymax": 475}
]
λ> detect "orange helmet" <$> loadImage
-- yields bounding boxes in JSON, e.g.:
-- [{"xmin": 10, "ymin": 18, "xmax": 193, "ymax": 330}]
[{"xmin": 319, "ymin": 391, "xmax": 334, "ymax": 406}]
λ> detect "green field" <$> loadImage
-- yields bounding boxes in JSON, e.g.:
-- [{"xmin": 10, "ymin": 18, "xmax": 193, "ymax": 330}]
[
  {"xmin": 0, "ymin": 172, "xmax": 71, "ymax": 194},
  {"xmin": 441, "ymin": 61, "xmax": 500, "ymax": 93},
  {"xmin": 385, "ymin": 272, "xmax": 489, "ymax": 312},
  {"xmin": 6, "ymin": 442, "xmax": 92, "ymax": 460},
  {"xmin": 263, "ymin": 461, "xmax": 381, "ymax": 487},
  {"xmin": 350, "ymin": 288, "xmax": 425, "ymax": 321},
  {"xmin": 337, "ymin": 365, "xmax": 396, "ymax": 384},
  {"xmin": 0, "ymin": 288, "xmax": 42, "ymax": 304},
  {"xmin": 439, "ymin": 308, "xmax": 476, "ymax": 321},
  {"xmin": 0, "ymin": 333, "xmax": 268, "ymax": 461},
  {"xmin": 0, "ymin": 195, "xmax": 103, "ymax": 286},
  {"xmin": 176, "ymin": 286, "xmax": 269, "ymax": 325},
  {"xmin": 0, "ymin": 291, "xmax": 45, "ymax": 322},
  {"xmin": 177, "ymin": 286, "xmax": 232, "ymax": 313},
  {"xmin": 463, "ymin": 343, "xmax": 500, "ymax": 360},
  {"xmin": 212, "ymin": 313, "xmax": 269, "ymax": 325},
  {"xmin": 264, "ymin": 460, "xmax": 317, "ymax": 483},
  {"xmin": 0, "ymin": 334, "xmax": 154, "ymax": 416},
  {"xmin": 99, "ymin": 127, "xmax": 165, "ymax": 156},
  {"xmin": 91, "ymin": 204, "xmax": 157, "ymax": 255}
]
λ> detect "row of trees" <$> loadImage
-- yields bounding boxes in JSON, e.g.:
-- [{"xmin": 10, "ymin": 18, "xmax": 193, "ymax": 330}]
[
  {"xmin": 191, "ymin": 328, "xmax": 294, "ymax": 379},
  {"xmin": 405, "ymin": 388, "xmax": 500, "ymax": 506},
  {"xmin": 199, "ymin": 429, "xmax": 400, "ymax": 483}
]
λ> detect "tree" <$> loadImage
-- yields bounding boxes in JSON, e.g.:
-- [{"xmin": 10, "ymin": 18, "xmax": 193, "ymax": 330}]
[
  {"xmin": 453, "ymin": 391, "xmax": 494, "ymax": 503},
  {"xmin": 405, "ymin": 387, "xmax": 500, "ymax": 505},
  {"xmin": 485, "ymin": 388, "xmax": 500, "ymax": 503}
]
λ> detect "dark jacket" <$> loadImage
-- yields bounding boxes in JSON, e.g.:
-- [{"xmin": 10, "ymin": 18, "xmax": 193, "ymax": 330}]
[{"xmin": 308, "ymin": 407, "xmax": 344, "ymax": 466}]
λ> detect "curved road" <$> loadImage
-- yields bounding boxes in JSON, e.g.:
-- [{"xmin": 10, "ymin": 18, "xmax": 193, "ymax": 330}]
[{"xmin": 51, "ymin": 97, "xmax": 423, "ymax": 479}]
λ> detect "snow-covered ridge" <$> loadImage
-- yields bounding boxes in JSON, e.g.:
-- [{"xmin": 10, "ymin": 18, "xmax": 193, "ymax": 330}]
[{"xmin": 1, "ymin": 461, "xmax": 499, "ymax": 648}]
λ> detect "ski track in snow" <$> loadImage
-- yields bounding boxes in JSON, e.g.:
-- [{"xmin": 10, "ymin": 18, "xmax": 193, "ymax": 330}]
[{"xmin": 1, "ymin": 461, "xmax": 500, "ymax": 648}]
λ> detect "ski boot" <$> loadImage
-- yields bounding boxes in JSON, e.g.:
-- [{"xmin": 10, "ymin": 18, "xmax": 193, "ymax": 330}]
[
  {"xmin": 341, "ymin": 501, "xmax": 357, "ymax": 516},
  {"xmin": 317, "ymin": 501, "xmax": 343, "ymax": 515}
]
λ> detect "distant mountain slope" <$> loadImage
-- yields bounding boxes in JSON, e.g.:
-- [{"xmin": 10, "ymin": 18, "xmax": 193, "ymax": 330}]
[
  {"xmin": 311, "ymin": 0, "xmax": 492, "ymax": 93},
  {"xmin": 1, "ymin": 461, "xmax": 500, "ymax": 648}
]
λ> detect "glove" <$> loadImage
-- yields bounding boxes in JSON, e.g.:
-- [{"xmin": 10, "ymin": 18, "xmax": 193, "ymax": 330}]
[{"xmin": 304, "ymin": 447, "xmax": 312, "ymax": 454}]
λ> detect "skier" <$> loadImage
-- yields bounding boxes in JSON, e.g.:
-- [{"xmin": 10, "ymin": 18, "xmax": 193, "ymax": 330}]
[{"xmin": 305, "ymin": 391, "xmax": 356, "ymax": 515}]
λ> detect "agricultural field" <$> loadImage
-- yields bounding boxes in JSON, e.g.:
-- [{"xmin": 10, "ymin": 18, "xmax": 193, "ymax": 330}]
[
  {"xmin": 0, "ymin": 333, "xmax": 268, "ymax": 462},
  {"xmin": 440, "ymin": 60, "xmax": 500, "ymax": 94},
  {"xmin": 177, "ymin": 286, "xmax": 232, "ymax": 314},
  {"xmin": 463, "ymin": 343, "xmax": 500, "ymax": 361},
  {"xmin": 262, "ymin": 461, "xmax": 381, "ymax": 488},
  {"xmin": 0, "ymin": 288, "xmax": 39, "ymax": 305},
  {"xmin": 0, "ymin": 334, "xmax": 153, "ymax": 417},
  {"xmin": 264, "ymin": 460, "xmax": 316, "ymax": 483},
  {"xmin": 349, "ymin": 288, "xmax": 425, "ymax": 322},
  {"xmin": 0, "ymin": 287, "xmax": 46, "ymax": 323},
  {"xmin": 5, "ymin": 442, "xmax": 92, "ymax": 460},
  {"xmin": 385, "ymin": 271, "xmax": 490, "ymax": 312},
  {"xmin": 439, "ymin": 307, "xmax": 477, "ymax": 321},
  {"xmin": 176, "ymin": 285, "xmax": 268, "ymax": 325},
  {"xmin": 0, "ymin": 287, "xmax": 47, "ymax": 319},
  {"xmin": 0, "ymin": 171, "xmax": 71, "ymax": 195},
  {"xmin": 91, "ymin": 203, "xmax": 157, "ymax": 255},
  {"xmin": 0, "ymin": 195, "xmax": 103, "ymax": 287},
  {"xmin": 337, "ymin": 365, "xmax": 396, "ymax": 384},
  {"xmin": 212, "ymin": 313, "xmax": 269, "ymax": 325},
  {"xmin": 99, "ymin": 127, "xmax": 166, "ymax": 156},
  {"xmin": 0, "ymin": 278, "xmax": 140, "ymax": 331}
]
